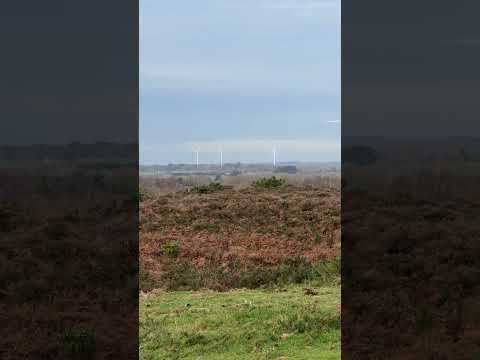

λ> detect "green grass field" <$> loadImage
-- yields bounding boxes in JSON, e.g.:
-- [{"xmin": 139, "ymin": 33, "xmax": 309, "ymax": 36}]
[{"xmin": 140, "ymin": 284, "xmax": 340, "ymax": 360}]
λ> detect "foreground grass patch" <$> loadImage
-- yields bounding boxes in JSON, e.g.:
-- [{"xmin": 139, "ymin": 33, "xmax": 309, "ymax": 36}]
[{"xmin": 140, "ymin": 284, "xmax": 340, "ymax": 360}]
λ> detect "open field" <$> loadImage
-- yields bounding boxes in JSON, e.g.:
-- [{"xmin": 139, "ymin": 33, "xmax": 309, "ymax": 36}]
[
  {"xmin": 139, "ymin": 163, "xmax": 340, "ymax": 195},
  {"xmin": 140, "ymin": 284, "xmax": 340, "ymax": 360}
]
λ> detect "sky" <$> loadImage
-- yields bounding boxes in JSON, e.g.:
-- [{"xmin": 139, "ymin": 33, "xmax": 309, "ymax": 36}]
[{"xmin": 140, "ymin": 0, "xmax": 340, "ymax": 165}]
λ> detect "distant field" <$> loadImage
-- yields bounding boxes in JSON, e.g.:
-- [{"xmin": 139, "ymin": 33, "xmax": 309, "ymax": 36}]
[
  {"xmin": 139, "ymin": 164, "xmax": 340, "ymax": 195},
  {"xmin": 140, "ymin": 284, "xmax": 340, "ymax": 360}
]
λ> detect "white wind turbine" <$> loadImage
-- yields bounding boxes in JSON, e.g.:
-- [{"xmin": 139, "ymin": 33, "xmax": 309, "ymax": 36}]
[
  {"xmin": 193, "ymin": 148, "xmax": 200, "ymax": 168},
  {"xmin": 219, "ymin": 146, "xmax": 223, "ymax": 169},
  {"xmin": 272, "ymin": 146, "xmax": 277, "ymax": 168}
]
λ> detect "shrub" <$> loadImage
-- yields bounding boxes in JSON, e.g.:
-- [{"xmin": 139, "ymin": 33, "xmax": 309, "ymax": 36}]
[
  {"xmin": 190, "ymin": 182, "xmax": 224, "ymax": 194},
  {"xmin": 162, "ymin": 241, "xmax": 180, "ymax": 258},
  {"xmin": 158, "ymin": 257, "xmax": 341, "ymax": 291},
  {"xmin": 192, "ymin": 222, "xmax": 220, "ymax": 232},
  {"xmin": 140, "ymin": 269, "xmax": 157, "ymax": 292},
  {"xmin": 161, "ymin": 262, "xmax": 203, "ymax": 290},
  {"xmin": 253, "ymin": 176, "xmax": 286, "ymax": 189},
  {"xmin": 311, "ymin": 257, "xmax": 341, "ymax": 286}
]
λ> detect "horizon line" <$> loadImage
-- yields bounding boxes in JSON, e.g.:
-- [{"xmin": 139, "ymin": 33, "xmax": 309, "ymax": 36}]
[{"xmin": 140, "ymin": 160, "xmax": 341, "ymax": 166}]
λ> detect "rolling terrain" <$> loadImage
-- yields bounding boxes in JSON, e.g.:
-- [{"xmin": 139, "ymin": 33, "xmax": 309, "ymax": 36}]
[
  {"xmin": 140, "ymin": 180, "xmax": 340, "ymax": 291},
  {"xmin": 140, "ymin": 176, "xmax": 341, "ymax": 359}
]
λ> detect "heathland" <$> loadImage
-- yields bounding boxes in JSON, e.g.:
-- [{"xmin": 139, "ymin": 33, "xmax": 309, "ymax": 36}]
[{"xmin": 139, "ymin": 168, "xmax": 341, "ymax": 359}]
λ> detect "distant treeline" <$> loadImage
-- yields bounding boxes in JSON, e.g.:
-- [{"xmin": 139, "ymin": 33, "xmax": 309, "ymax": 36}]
[
  {"xmin": 274, "ymin": 165, "xmax": 298, "ymax": 174},
  {"xmin": 141, "ymin": 163, "xmax": 273, "ymax": 173},
  {"xmin": 141, "ymin": 163, "xmax": 316, "ymax": 173}
]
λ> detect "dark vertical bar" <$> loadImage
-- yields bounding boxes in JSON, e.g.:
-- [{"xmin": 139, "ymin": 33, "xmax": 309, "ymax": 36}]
[
  {"xmin": 0, "ymin": 1, "xmax": 138, "ymax": 359},
  {"xmin": 343, "ymin": 1, "xmax": 480, "ymax": 358}
]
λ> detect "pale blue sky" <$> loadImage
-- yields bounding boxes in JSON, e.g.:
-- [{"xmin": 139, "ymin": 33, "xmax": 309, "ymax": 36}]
[{"xmin": 140, "ymin": 0, "xmax": 340, "ymax": 164}]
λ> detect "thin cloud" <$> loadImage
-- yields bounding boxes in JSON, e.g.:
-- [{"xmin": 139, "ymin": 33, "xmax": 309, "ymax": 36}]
[
  {"xmin": 140, "ymin": 63, "xmax": 340, "ymax": 96},
  {"xmin": 142, "ymin": 138, "xmax": 339, "ymax": 153},
  {"xmin": 140, "ymin": 138, "xmax": 340, "ymax": 164},
  {"xmin": 258, "ymin": 0, "xmax": 338, "ymax": 10},
  {"xmin": 180, "ymin": 138, "xmax": 339, "ymax": 153},
  {"xmin": 211, "ymin": 0, "xmax": 338, "ymax": 9}
]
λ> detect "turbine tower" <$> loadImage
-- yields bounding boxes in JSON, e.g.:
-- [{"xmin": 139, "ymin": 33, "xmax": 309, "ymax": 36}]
[
  {"xmin": 219, "ymin": 146, "xmax": 223, "ymax": 169},
  {"xmin": 272, "ymin": 146, "xmax": 277, "ymax": 168},
  {"xmin": 193, "ymin": 148, "xmax": 199, "ymax": 168}
]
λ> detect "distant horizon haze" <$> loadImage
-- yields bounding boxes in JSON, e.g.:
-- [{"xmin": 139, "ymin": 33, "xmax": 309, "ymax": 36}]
[{"xmin": 140, "ymin": 159, "xmax": 341, "ymax": 166}]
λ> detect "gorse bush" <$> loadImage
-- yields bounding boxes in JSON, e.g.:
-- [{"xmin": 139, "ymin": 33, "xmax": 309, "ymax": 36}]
[
  {"xmin": 161, "ymin": 241, "xmax": 180, "ymax": 258},
  {"xmin": 253, "ymin": 176, "xmax": 286, "ymax": 189},
  {"xmin": 190, "ymin": 182, "xmax": 224, "ymax": 194}
]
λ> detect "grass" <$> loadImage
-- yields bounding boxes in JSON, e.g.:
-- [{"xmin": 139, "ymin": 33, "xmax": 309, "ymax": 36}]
[{"xmin": 140, "ymin": 284, "xmax": 340, "ymax": 360}]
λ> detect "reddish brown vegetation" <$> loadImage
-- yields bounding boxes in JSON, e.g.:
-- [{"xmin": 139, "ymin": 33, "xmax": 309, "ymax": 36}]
[{"xmin": 140, "ymin": 184, "xmax": 340, "ymax": 281}]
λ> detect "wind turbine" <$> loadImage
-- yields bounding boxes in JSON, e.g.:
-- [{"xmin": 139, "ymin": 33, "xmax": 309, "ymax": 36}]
[
  {"xmin": 193, "ymin": 148, "xmax": 199, "ymax": 168},
  {"xmin": 272, "ymin": 146, "xmax": 277, "ymax": 168},
  {"xmin": 219, "ymin": 146, "xmax": 223, "ymax": 169}
]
